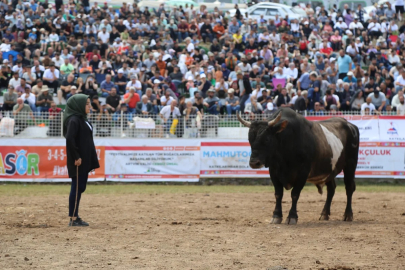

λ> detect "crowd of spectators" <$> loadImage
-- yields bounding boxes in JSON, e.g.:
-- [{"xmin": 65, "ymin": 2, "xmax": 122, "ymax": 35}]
[{"xmin": 1, "ymin": 0, "xmax": 405, "ymax": 136}]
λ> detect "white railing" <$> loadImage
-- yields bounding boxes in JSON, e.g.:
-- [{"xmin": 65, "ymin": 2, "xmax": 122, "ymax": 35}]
[{"xmin": 0, "ymin": 110, "xmax": 403, "ymax": 139}]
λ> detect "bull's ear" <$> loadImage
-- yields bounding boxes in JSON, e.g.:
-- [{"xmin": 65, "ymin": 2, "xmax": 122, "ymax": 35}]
[{"xmin": 275, "ymin": 120, "xmax": 288, "ymax": 133}]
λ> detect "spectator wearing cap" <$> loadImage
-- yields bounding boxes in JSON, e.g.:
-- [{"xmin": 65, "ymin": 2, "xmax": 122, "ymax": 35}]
[
  {"xmin": 36, "ymin": 86, "xmax": 53, "ymax": 113},
  {"xmin": 1, "ymin": 85, "xmax": 18, "ymax": 111},
  {"xmin": 367, "ymin": 17, "xmax": 382, "ymax": 40},
  {"xmin": 123, "ymin": 87, "xmax": 140, "ymax": 113},
  {"xmin": 43, "ymin": 63, "xmax": 60, "ymax": 94},
  {"xmin": 100, "ymin": 75, "xmax": 116, "ymax": 97},
  {"xmin": 349, "ymin": 17, "xmax": 364, "ymax": 36},
  {"xmin": 334, "ymin": 17, "xmax": 348, "ymax": 35},
  {"xmin": 197, "ymin": 73, "xmax": 212, "ymax": 98},
  {"xmin": 343, "ymin": 71, "xmax": 358, "ymax": 86},
  {"xmin": 203, "ymin": 88, "xmax": 220, "ymax": 115},
  {"xmin": 225, "ymin": 88, "xmax": 240, "ymax": 116},
  {"xmin": 66, "ymin": 85, "xmax": 78, "ymax": 100}
]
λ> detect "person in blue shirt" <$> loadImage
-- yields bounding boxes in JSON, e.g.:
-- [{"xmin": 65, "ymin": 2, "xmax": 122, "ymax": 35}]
[
  {"xmin": 343, "ymin": 71, "xmax": 358, "ymax": 85},
  {"xmin": 337, "ymin": 50, "xmax": 352, "ymax": 79},
  {"xmin": 3, "ymin": 28, "xmax": 14, "ymax": 42},
  {"xmin": 297, "ymin": 72, "xmax": 314, "ymax": 90},
  {"xmin": 28, "ymin": 28, "xmax": 37, "ymax": 41}
]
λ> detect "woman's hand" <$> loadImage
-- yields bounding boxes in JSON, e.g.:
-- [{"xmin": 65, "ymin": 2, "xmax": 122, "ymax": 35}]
[{"xmin": 75, "ymin": 158, "xmax": 82, "ymax": 166}]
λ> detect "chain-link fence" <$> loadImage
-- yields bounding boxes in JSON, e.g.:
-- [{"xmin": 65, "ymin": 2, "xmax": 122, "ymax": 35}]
[{"xmin": 0, "ymin": 110, "xmax": 402, "ymax": 139}]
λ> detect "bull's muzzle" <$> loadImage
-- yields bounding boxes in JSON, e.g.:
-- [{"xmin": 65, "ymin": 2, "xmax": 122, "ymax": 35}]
[{"xmin": 249, "ymin": 159, "xmax": 263, "ymax": 169}]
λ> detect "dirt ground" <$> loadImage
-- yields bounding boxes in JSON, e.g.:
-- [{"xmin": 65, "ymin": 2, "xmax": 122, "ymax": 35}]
[{"xmin": 1, "ymin": 189, "xmax": 405, "ymax": 270}]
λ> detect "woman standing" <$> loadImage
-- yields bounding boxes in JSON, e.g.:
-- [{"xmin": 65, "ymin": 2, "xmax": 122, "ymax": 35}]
[{"xmin": 64, "ymin": 94, "xmax": 100, "ymax": 227}]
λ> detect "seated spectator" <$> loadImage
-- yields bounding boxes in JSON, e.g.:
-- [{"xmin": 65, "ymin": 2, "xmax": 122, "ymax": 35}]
[
  {"xmin": 60, "ymin": 58, "xmax": 75, "ymax": 76},
  {"xmin": 123, "ymin": 87, "xmax": 140, "ymax": 113},
  {"xmin": 367, "ymin": 90, "xmax": 386, "ymax": 112},
  {"xmin": 159, "ymin": 100, "xmax": 181, "ymax": 136},
  {"xmin": 161, "ymin": 89, "xmax": 175, "ymax": 106},
  {"xmin": 83, "ymin": 75, "xmax": 99, "ymax": 99},
  {"xmin": 391, "ymin": 90, "xmax": 404, "ymax": 111},
  {"xmin": 126, "ymin": 75, "xmax": 142, "ymax": 97},
  {"xmin": 106, "ymin": 88, "xmax": 120, "ymax": 113},
  {"xmin": 21, "ymin": 86, "xmax": 36, "ymax": 112},
  {"xmin": 22, "ymin": 65, "xmax": 36, "ymax": 86},
  {"xmin": 294, "ymin": 90, "xmax": 308, "ymax": 112},
  {"xmin": 245, "ymin": 95, "xmax": 263, "ymax": 115},
  {"xmin": 100, "ymin": 75, "xmax": 116, "ymax": 97},
  {"xmin": 397, "ymin": 95, "xmax": 405, "ymax": 115},
  {"xmin": 183, "ymin": 100, "xmax": 202, "ymax": 126},
  {"xmin": 47, "ymin": 102, "xmax": 62, "ymax": 137},
  {"xmin": 136, "ymin": 95, "xmax": 154, "ymax": 116},
  {"xmin": 42, "ymin": 63, "xmax": 60, "ymax": 94},
  {"xmin": 9, "ymin": 72, "xmax": 22, "ymax": 89},
  {"xmin": 115, "ymin": 70, "xmax": 128, "ymax": 95},
  {"xmin": 225, "ymin": 88, "xmax": 240, "ymax": 116},
  {"xmin": 203, "ymin": 89, "xmax": 220, "ymax": 115},
  {"xmin": 351, "ymin": 91, "xmax": 365, "ymax": 111},
  {"xmin": 276, "ymin": 88, "xmax": 292, "ymax": 108},
  {"xmin": 15, "ymin": 78, "xmax": 32, "ymax": 97},
  {"xmin": 1, "ymin": 85, "xmax": 18, "ymax": 111},
  {"xmin": 13, "ymin": 98, "xmax": 35, "ymax": 135},
  {"xmin": 66, "ymin": 86, "xmax": 78, "ymax": 100},
  {"xmin": 36, "ymin": 86, "xmax": 53, "ymax": 113},
  {"xmin": 59, "ymin": 74, "xmax": 76, "ymax": 104},
  {"xmin": 145, "ymin": 88, "xmax": 158, "ymax": 113},
  {"xmin": 361, "ymin": 97, "xmax": 376, "ymax": 115}
]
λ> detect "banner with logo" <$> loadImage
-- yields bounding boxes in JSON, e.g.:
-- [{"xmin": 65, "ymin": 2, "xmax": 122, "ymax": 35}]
[
  {"xmin": 0, "ymin": 139, "xmax": 105, "ymax": 182},
  {"xmin": 103, "ymin": 139, "xmax": 200, "ymax": 182},
  {"xmin": 306, "ymin": 115, "xmax": 380, "ymax": 141},
  {"xmin": 378, "ymin": 116, "xmax": 405, "ymax": 142},
  {"xmin": 200, "ymin": 141, "xmax": 269, "ymax": 178}
]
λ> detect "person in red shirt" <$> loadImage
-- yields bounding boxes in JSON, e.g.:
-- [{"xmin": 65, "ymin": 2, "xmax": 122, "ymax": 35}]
[
  {"xmin": 177, "ymin": 19, "xmax": 189, "ymax": 42},
  {"xmin": 85, "ymin": 49, "xmax": 102, "ymax": 62},
  {"xmin": 123, "ymin": 87, "xmax": 140, "ymax": 113},
  {"xmin": 320, "ymin": 40, "xmax": 333, "ymax": 57}
]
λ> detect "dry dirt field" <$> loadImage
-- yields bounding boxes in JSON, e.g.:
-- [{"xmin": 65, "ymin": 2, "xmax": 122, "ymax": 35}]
[{"xmin": 0, "ymin": 184, "xmax": 405, "ymax": 270}]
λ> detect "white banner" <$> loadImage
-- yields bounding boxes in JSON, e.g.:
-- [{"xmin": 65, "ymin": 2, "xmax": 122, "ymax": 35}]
[
  {"xmin": 378, "ymin": 116, "xmax": 405, "ymax": 141},
  {"xmin": 306, "ymin": 116, "xmax": 380, "ymax": 141},
  {"xmin": 200, "ymin": 141, "xmax": 269, "ymax": 178},
  {"xmin": 104, "ymin": 139, "xmax": 200, "ymax": 182}
]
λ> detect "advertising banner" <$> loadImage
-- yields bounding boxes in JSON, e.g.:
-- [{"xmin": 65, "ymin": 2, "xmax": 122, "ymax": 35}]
[
  {"xmin": 200, "ymin": 141, "xmax": 269, "ymax": 178},
  {"xmin": 0, "ymin": 139, "xmax": 105, "ymax": 182},
  {"xmin": 306, "ymin": 115, "xmax": 380, "ymax": 141},
  {"xmin": 104, "ymin": 139, "xmax": 200, "ymax": 182},
  {"xmin": 378, "ymin": 116, "xmax": 405, "ymax": 142},
  {"xmin": 350, "ymin": 142, "xmax": 405, "ymax": 178}
]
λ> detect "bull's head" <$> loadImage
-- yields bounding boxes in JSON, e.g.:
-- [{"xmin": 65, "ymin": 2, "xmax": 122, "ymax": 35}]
[{"xmin": 237, "ymin": 111, "xmax": 288, "ymax": 169}]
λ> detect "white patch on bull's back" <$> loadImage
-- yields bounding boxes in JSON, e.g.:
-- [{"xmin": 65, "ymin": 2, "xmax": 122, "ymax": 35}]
[{"xmin": 320, "ymin": 124, "xmax": 343, "ymax": 171}]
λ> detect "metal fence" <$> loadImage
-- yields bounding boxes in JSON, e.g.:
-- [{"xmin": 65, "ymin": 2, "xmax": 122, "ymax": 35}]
[{"xmin": 0, "ymin": 110, "xmax": 402, "ymax": 139}]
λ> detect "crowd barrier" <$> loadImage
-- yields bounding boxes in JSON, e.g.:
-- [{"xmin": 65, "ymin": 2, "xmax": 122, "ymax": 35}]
[{"xmin": 0, "ymin": 136, "xmax": 404, "ymax": 182}]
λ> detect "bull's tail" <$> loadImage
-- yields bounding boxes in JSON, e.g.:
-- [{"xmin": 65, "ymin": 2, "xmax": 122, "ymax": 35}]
[{"xmin": 348, "ymin": 124, "xmax": 359, "ymax": 148}]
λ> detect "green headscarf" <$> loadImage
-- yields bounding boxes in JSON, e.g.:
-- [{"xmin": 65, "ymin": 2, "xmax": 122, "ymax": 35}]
[{"xmin": 63, "ymin": 94, "xmax": 89, "ymax": 137}]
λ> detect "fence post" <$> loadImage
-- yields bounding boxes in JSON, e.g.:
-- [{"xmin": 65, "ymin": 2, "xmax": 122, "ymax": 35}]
[
  {"xmin": 60, "ymin": 112, "xmax": 64, "ymax": 138},
  {"xmin": 120, "ymin": 109, "xmax": 123, "ymax": 136}
]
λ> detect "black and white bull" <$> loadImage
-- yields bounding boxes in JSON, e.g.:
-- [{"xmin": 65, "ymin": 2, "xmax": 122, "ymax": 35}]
[{"xmin": 237, "ymin": 108, "xmax": 359, "ymax": 225}]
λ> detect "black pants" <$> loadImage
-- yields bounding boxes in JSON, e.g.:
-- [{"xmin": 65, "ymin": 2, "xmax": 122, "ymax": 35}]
[
  {"xmin": 1, "ymin": 103, "xmax": 15, "ymax": 111},
  {"xmin": 69, "ymin": 173, "xmax": 88, "ymax": 217},
  {"xmin": 240, "ymin": 94, "xmax": 250, "ymax": 113},
  {"xmin": 338, "ymin": 73, "xmax": 347, "ymax": 80},
  {"xmin": 44, "ymin": 80, "xmax": 59, "ymax": 94}
]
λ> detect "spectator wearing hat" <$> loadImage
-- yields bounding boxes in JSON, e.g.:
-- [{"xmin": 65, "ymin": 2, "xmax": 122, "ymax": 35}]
[
  {"xmin": 335, "ymin": 17, "xmax": 348, "ymax": 35},
  {"xmin": 36, "ymin": 86, "xmax": 53, "ymax": 113},
  {"xmin": 197, "ymin": 73, "xmax": 212, "ymax": 98},
  {"xmin": 225, "ymin": 88, "xmax": 240, "ymax": 116},
  {"xmin": 343, "ymin": 71, "xmax": 358, "ymax": 86},
  {"xmin": 203, "ymin": 88, "xmax": 220, "ymax": 115},
  {"xmin": 367, "ymin": 17, "xmax": 382, "ymax": 40}
]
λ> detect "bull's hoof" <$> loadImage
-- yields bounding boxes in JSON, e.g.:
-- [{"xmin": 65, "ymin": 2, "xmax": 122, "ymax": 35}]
[
  {"xmin": 270, "ymin": 217, "xmax": 283, "ymax": 224},
  {"xmin": 319, "ymin": 214, "xmax": 330, "ymax": 221},
  {"xmin": 285, "ymin": 217, "xmax": 298, "ymax": 225},
  {"xmin": 343, "ymin": 213, "xmax": 353, "ymax": 222}
]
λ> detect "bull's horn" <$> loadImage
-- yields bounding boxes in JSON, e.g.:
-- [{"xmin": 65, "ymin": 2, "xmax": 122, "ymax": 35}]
[
  {"xmin": 237, "ymin": 111, "xmax": 251, "ymax": 127},
  {"xmin": 268, "ymin": 111, "xmax": 282, "ymax": 127}
]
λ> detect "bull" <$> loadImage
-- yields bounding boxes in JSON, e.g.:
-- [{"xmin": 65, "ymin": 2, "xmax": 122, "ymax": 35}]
[{"xmin": 237, "ymin": 108, "xmax": 359, "ymax": 225}]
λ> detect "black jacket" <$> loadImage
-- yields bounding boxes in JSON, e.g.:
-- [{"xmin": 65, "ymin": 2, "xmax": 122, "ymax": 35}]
[
  {"xmin": 136, "ymin": 102, "xmax": 154, "ymax": 114},
  {"xmin": 294, "ymin": 96, "xmax": 307, "ymax": 111},
  {"xmin": 65, "ymin": 116, "xmax": 100, "ymax": 178}
]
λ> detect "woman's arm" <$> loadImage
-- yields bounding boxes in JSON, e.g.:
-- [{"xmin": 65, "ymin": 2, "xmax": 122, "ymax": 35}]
[{"xmin": 65, "ymin": 118, "xmax": 81, "ymax": 162}]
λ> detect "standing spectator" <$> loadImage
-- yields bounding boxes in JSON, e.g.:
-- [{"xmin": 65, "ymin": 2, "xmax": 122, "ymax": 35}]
[
  {"xmin": 337, "ymin": 50, "xmax": 352, "ymax": 79},
  {"xmin": 160, "ymin": 100, "xmax": 181, "ymax": 136}
]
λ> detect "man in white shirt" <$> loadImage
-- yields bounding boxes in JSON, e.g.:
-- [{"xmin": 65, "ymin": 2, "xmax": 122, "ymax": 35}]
[
  {"xmin": 97, "ymin": 27, "xmax": 110, "ymax": 43},
  {"xmin": 159, "ymin": 100, "xmax": 181, "ymax": 137},
  {"xmin": 349, "ymin": 17, "xmax": 364, "ymax": 35},
  {"xmin": 237, "ymin": 59, "xmax": 252, "ymax": 75},
  {"xmin": 397, "ymin": 95, "xmax": 405, "ymax": 115},
  {"xmin": 285, "ymin": 63, "xmax": 298, "ymax": 82},
  {"xmin": 0, "ymin": 38, "xmax": 11, "ymax": 52},
  {"xmin": 361, "ymin": 96, "xmax": 376, "ymax": 115},
  {"xmin": 12, "ymin": 61, "xmax": 23, "ymax": 76},
  {"xmin": 391, "ymin": 90, "xmax": 404, "ymax": 110},
  {"xmin": 21, "ymin": 86, "xmax": 36, "ymax": 111},
  {"xmin": 395, "ymin": 70, "xmax": 405, "ymax": 91},
  {"xmin": 52, "ymin": 52, "xmax": 64, "ymax": 68},
  {"xmin": 31, "ymin": 60, "xmax": 45, "ymax": 73},
  {"xmin": 367, "ymin": 17, "xmax": 382, "ymax": 39},
  {"xmin": 335, "ymin": 17, "xmax": 348, "ymax": 34},
  {"xmin": 9, "ymin": 72, "xmax": 21, "ymax": 89},
  {"xmin": 126, "ymin": 75, "xmax": 142, "ymax": 97},
  {"xmin": 42, "ymin": 63, "xmax": 60, "ymax": 94}
]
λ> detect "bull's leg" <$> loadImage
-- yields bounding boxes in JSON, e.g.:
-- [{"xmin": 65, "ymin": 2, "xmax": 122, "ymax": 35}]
[
  {"xmin": 270, "ymin": 178, "xmax": 284, "ymax": 224},
  {"xmin": 343, "ymin": 163, "xmax": 356, "ymax": 221},
  {"xmin": 286, "ymin": 182, "xmax": 305, "ymax": 225},
  {"xmin": 319, "ymin": 179, "xmax": 337, "ymax": 220}
]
